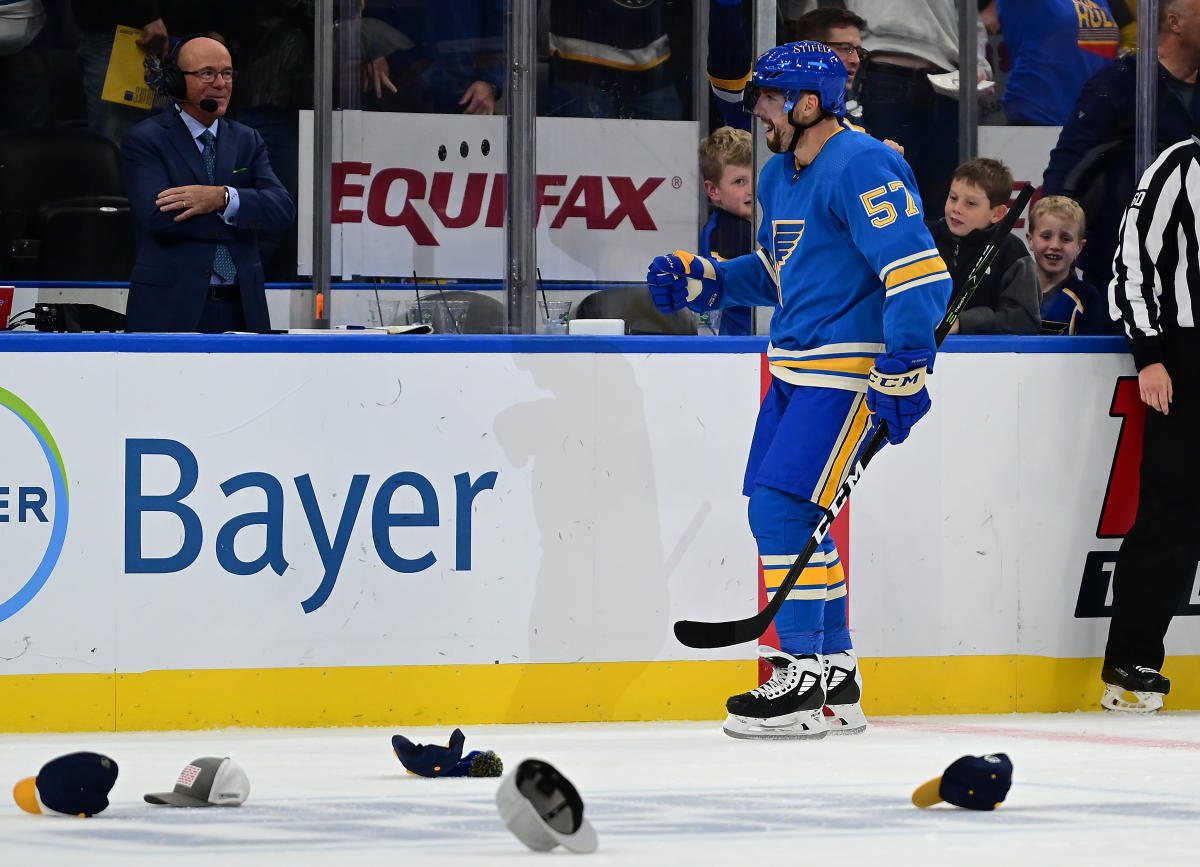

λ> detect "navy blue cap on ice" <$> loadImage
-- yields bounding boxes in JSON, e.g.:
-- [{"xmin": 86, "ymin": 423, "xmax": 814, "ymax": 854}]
[
  {"xmin": 912, "ymin": 753, "xmax": 1013, "ymax": 810},
  {"xmin": 13, "ymin": 752, "xmax": 119, "ymax": 817},
  {"xmin": 392, "ymin": 728, "xmax": 467, "ymax": 777}
]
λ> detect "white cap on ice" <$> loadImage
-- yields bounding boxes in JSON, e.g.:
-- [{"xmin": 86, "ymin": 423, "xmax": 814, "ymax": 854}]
[{"xmin": 495, "ymin": 758, "xmax": 597, "ymax": 854}]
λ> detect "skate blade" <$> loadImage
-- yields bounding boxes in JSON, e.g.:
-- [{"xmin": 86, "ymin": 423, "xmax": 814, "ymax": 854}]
[
  {"xmin": 722, "ymin": 710, "xmax": 828, "ymax": 740},
  {"xmin": 1101, "ymin": 684, "xmax": 1163, "ymax": 714},
  {"xmin": 824, "ymin": 703, "xmax": 868, "ymax": 735}
]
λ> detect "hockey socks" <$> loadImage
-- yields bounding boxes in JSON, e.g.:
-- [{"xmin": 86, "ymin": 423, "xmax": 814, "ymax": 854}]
[{"xmin": 748, "ymin": 486, "xmax": 852, "ymax": 655}]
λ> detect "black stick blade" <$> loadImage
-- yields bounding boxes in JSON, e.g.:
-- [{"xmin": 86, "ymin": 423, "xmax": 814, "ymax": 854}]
[{"xmin": 673, "ymin": 612, "xmax": 769, "ymax": 649}]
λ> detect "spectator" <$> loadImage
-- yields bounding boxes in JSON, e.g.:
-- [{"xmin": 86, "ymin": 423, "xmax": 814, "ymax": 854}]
[
  {"xmin": 851, "ymin": 0, "xmax": 992, "ymax": 214},
  {"xmin": 928, "ymin": 157, "xmax": 1039, "ymax": 334},
  {"xmin": 220, "ymin": 1, "xmax": 313, "ymax": 282},
  {"xmin": 1112, "ymin": 0, "xmax": 1139, "ymax": 53},
  {"xmin": 979, "ymin": 0, "xmax": 1120, "ymax": 126},
  {"xmin": 698, "ymin": 126, "xmax": 753, "ymax": 335},
  {"xmin": 362, "ymin": 0, "xmax": 502, "ymax": 115},
  {"xmin": 70, "ymin": 1, "xmax": 170, "ymax": 146},
  {"xmin": 707, "ymin": 0, "xmax": 752, "ymax": 130},
  {"xmin": 790, "ymin": 7, "xmax": 869, "ymax": 127},
  {"xmin": 707, "ymin": 2, "xmax": 902, "ymax": 150},
  {"xmin": 0, "ymin": 0, "xmax": 50, "ymax": 131},
  {"xmin": 1027, "ymin": 195, "xmax": 1116, "ymax": 335},
  {"xmin": 221, "ymin": 2, "xmax": 413, "ymax": 279},
  {"xmin": 1041, "ymin": 0, "xmax": 1200, "ymax": 293},
  {"xmin": 122, "ymin": 35, "xmax": 295, "ymax": 331},
  {"xmin": 544, "ymin": 0, "xmax": 690, "ymax": 120},
  {"xmin": 1101, "ymin": 129, "xmax": 1200, "ymax": 714},
  {"xmin": 0, "ymin": 0, "xmax": 42, "ymax": 53}
]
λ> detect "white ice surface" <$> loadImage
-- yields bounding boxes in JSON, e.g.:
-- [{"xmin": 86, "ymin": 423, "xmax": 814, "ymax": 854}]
[{"xmin": 3, "ymin": 713, "xmax": 1200, "ymax": 865}]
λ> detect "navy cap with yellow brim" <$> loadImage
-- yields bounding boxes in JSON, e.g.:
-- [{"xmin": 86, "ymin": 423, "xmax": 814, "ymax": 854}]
[
  {"xmin": 13, "ymin": 752, "xmax": 118, "ymax": 817},
  {"xmin": 912, "ymin": 753, "xmax": 1013, "ymax": 810}
]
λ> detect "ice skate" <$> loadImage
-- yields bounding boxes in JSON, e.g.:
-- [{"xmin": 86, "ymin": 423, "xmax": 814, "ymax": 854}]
[
  {"xmin": 823, "ymin": 650, "xmax": 868, "ymax": 735},
  {"xmin": 1101, "ymin": 664, "xmax": 1170, "ymax": 713},
  {"xmin": 723, "ymin": 647, "xmax": 827, "ymax": 740}
]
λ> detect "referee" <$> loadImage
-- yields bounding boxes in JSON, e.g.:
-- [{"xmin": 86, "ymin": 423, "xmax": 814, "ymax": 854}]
[{"xmin": 1102, "ymin": 129, "xmax": 1200, "ymax": 714}]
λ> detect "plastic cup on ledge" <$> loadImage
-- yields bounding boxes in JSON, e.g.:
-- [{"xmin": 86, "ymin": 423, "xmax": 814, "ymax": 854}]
[
  {"xmin": 541, "ymin": 299, "xmax": 572, "ymax": 334},
  {"xmin": 407, "ymin": 301, "xmax": 434, "ymax": 329},
  {"xmin": 435, "ymin": 300, "xmax": 470, "ymax": 334}
]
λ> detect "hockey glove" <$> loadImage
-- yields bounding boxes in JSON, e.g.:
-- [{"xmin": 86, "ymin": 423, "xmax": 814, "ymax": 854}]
[
  {"xmin": 866, "ymin": 349, "xmax": 932, "ymax": 445},
  {"xmin": 646, "ymin": 250, "xmax": 725, "ymax": 314}
]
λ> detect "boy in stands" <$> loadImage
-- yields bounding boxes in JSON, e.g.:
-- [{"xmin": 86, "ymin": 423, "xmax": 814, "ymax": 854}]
[
  {"xmin": 698, "ymin": 126, "xmax": 754, "ymax": 335},
  {"xmin": 927, "ymin": 157, "xmax": 1040, "ymax": 334},
  {"xmin": 1027, "ymin": 195, "xmax": 1117, "ymax": 335}
]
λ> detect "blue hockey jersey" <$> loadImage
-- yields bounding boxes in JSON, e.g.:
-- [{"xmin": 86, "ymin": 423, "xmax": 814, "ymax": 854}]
[{"xmin": 721, "ymin": 127, "xmax": 951, "ymax": 391}]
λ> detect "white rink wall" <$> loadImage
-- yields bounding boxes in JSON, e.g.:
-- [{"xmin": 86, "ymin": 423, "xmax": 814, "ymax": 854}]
[{"xmin": 1, "ymin": 334, "xmax": 1195, "ymax": 728}]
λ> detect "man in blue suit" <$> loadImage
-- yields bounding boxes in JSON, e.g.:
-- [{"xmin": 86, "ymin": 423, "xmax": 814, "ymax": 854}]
[{"xmin": 122, "ymin": 35, "xmax": 295, "ymax": 332}]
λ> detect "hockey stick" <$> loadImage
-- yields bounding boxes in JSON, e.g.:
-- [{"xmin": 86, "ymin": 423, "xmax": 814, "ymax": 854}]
[{"xmin": 673, "ymin": 182, "xmax": 1036, "ymax": 649}]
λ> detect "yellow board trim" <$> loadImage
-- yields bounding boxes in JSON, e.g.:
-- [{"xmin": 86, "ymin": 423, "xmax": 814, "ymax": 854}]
[
  {"xmin": 3, "ymin": 656, "xmax": 1200, "ymax": 731},
  {"xmin": 0, "ymin": 662, "xmax": 755, "ymax": 732},
  {"xmin": 865, "ymin": 655, "xmax": 1200, "ymax": 714}
]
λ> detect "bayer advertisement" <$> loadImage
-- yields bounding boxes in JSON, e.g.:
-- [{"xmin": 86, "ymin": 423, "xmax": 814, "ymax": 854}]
[
  {"xmin": 0, "ymin": 386, "xmax": 68, "ymax": 625},
  {"xmin": 0, "ymin": 350, "xmax": 759, "ymax": 676}
]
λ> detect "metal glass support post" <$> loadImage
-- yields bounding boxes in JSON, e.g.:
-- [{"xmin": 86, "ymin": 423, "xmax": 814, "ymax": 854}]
[
  {"xmin": 1135, "ymin": 0, "xmax": 1159, "ymax": 179},
  {"xmin": 506, "ymin": 0, "xmax": 537, "ymax": 334},
  {"xmin": 958, "ymin": 0, "xmax": 978, "ymax": 163},
  {"xmin": 694, "ymin": 0, "xmax": 709, "ymax": 234},
  {"xmin": 751, "ymin": 0, "xmax": 775, "ymax": 221},
  {"xmin": 308, "ymin": 0, "xmax": 335, "ymax": 328},
  {"xmin": 747, "ymin": 0, "xmax": 776, "ymax": 336}
]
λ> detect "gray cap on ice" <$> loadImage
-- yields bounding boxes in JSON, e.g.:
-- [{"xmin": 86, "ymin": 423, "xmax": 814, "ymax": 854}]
[
  {"xmin": 144, "ymin": 756, "xmax": 249, "ymax": 807},
  {"xmin": 495, "ymin": 758, "xmax": 597, "ymax": 854}
]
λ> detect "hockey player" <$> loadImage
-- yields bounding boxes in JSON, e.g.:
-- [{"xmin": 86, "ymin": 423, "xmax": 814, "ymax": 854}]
[{"xmin": 647, "ymin": 42, "xmax": 951, "ymax": 739}]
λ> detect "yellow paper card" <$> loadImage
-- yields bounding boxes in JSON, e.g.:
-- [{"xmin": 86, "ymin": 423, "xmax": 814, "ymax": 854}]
[{"xmin": 100, "ymin": 25, "xmax": 154, "ymax": 110}]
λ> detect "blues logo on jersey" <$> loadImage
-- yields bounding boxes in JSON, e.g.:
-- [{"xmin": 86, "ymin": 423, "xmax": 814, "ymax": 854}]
[{"xmin": 773, "ymin": 221, "xmax": 805, "ymax": 270}]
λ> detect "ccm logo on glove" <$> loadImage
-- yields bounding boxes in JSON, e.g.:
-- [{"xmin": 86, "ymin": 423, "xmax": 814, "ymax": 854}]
[
  {"xmin": 867, "ymin": 366, "xmax": 926, "ymax": 396},
  {"xmin": 866, "ymin": 350, "xmax": 933, "ymax": 446}
]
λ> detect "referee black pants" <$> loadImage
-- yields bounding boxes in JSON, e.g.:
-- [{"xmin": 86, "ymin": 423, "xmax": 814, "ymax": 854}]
[{"xmin": 1105, "ymin": 328, "xmax": 1200, "ymax": 671}]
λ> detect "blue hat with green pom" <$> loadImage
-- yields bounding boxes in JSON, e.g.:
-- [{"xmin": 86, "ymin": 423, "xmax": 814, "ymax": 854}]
[{"xmin": 392, "ymin": 728, "xmax": 502, "ymax": 778}]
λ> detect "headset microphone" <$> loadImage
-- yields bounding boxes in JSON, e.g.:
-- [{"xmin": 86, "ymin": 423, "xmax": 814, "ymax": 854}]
[{"xmin": 178, "ymin": 97, "xmax": 219, "ymax": 112}]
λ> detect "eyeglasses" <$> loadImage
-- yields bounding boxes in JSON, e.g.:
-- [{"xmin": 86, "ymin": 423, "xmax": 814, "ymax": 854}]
[
  {"xmin": 826, "ymin": 42, "xmax": 868, "ymax": 60},
  {"xmin": 182, "ymin": 67, "xmax": 236, "ymax": 84}
]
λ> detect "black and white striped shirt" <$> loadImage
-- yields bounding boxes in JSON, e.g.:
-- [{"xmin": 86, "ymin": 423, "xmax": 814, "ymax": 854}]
[{"xmin": 1109, "ymin": 134, "xmax": 1200, "ymax": 371}]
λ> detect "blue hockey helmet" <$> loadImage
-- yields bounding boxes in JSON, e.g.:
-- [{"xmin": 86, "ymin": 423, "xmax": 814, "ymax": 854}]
[{"xmin": 743, "ymin": 41, "xmax": 847, "ymax": 117}]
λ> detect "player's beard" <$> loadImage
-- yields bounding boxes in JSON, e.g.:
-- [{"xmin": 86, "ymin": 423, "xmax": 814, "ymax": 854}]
[{"xmin": 763, "ymin": 119, "xmax": 793, "ymax": 154}]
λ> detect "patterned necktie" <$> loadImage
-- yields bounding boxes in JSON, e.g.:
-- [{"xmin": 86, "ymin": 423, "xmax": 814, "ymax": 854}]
[{"xmin": 198, "ymin": 130, "xmax": 237, "ymax": 283}]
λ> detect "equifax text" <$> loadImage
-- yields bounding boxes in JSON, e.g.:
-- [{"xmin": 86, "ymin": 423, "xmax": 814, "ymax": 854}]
[{"xmin": 331, "ymin": 163, "xmax": 666, "ymax": 244}]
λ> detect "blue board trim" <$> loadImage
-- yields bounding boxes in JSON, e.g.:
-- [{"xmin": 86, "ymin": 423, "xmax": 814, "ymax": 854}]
[
  {"xmin": 0, "ymin": 333, "xmax": 767, "ymax": 354},
  {"xmin": 0, "ymin": 333, "xmax": 1130, "ymax": 355}
]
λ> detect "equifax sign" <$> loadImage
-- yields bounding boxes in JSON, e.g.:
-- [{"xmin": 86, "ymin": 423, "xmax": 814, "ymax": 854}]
[
  {"xmin": 298, "ymin": 112, "xmax": 699, "ymax": 281},
  {"xmin": 331, "ymin": 164, "xmax": 666, "ymax": 243}
]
